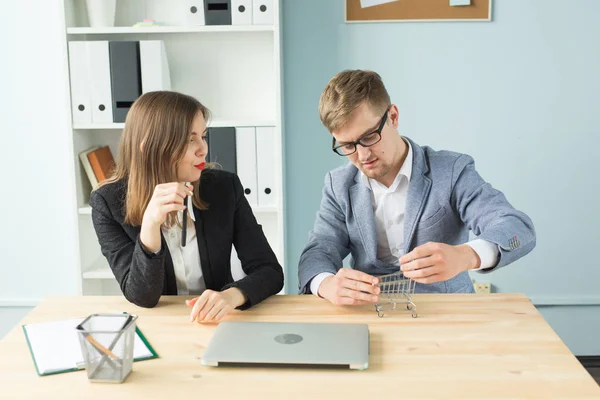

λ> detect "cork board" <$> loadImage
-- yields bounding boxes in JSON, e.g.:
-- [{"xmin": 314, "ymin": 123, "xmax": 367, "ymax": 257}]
[{"xmin": 346, "ymin": 0, "xmax": 492, "ymax": 23}]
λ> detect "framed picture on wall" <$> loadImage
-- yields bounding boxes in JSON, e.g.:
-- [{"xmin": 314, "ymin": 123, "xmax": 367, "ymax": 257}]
[{"xmin": 346, "ymin": 0, "xmax": 492, "ymax": 23}]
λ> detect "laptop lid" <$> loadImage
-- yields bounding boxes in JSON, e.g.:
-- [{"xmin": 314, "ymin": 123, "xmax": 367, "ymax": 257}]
[{"xmin": 201, "ymin": 321, "xmax": 369, "ymax": 370}]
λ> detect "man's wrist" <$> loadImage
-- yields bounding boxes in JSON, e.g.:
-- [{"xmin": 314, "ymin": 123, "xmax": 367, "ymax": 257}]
[
  {"xmin": 466, "ymin": 239, "xmax": 500, "ymax": 271},
  {"xmin": 459, "ymin": 244, "xmax": 481, "ymax": 271},
  {"xmin": 317, "ymin": 276, "xmax": 334, "ymax": 298},
  {"xmin": 310, "ymin": 273, "xmax": 335, "ymax": 298}
]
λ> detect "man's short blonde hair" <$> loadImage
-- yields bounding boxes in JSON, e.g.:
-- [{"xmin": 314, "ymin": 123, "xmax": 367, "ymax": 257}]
[{"xmin": 319, "ymin": 70, "xmax": 391, "ymax": 133}]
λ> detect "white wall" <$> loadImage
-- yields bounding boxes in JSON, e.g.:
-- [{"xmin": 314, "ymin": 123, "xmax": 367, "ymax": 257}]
[
  {"xmin": 0, "ymin": 308, "xmax": 32, "ymax": 340},
  {"xmin": 0, "ymin": 0, "xmax": 79, "ymax": 319}
]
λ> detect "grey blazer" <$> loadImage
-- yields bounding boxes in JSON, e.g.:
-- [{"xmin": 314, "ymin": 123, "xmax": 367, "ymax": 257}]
[{"xmin": 298, "ymin": 136, "xmax": 536, "ymax": 294}]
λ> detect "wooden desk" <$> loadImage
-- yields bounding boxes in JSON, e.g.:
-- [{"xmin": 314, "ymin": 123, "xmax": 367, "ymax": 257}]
[{"xmin": 1, "ymin": 294, "xmax": 598, "ymax": 399}]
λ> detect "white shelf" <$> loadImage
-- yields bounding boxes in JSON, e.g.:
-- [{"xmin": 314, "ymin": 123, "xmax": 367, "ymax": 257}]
[
  {"xmin": 82, "ymin": 259, "xmax": 113, "ymax": 280},
  {"xmin": 79, "ymin": 205, "xmax": 280, "ymax": 215},
  {"xmin": 73, "ymin": 120, "xmax": 276, "ymax": 130},
  {"xmin": 67, "ymin": 25, "xmax": 274, "ymax": 35},
  {"xmin": 74, "ymin": 123, "xmax": 124, "ymax": 130},
  {"xmin": 78, "ymin": 206, "xmax": 92, "ymax": 215}
]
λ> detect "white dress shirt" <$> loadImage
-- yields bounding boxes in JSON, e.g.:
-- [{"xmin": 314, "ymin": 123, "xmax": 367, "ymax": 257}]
[
  {"xmin": 310, "ymin": 140, "xmax": 499, "ymax": 296},
  {"xmin": 160, "ymin": 200, "xmax": 206, "ymax": 296}
]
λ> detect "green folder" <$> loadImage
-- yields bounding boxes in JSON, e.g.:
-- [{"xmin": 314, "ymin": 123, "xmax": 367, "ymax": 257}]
[{"xmin": 22, "ymin": 318, "xmax": 158, "ymax": 376}]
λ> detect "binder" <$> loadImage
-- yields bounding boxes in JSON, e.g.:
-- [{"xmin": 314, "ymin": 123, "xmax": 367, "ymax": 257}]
[
  {"xmin": 139, "ymin": 41, "xmax": 172, "ymax": 93},
  {"xmin": 22, "ymin": 318, "xmax": 157, "ymax": 376},
  {"xmin": 204, "ymin": 0, "xmax": 232, "ymax": 25},
  {"xmin": 252, "ymin": 0, "xmax": 273, "ymax": 25},
  {"xmin": 68, "ymin": 42, "xmax": 92, "ymax": 124},
  {"xmin": 87, "ymin": 41, "xmax": 114, "ymax": 124},
  {"xmin": 256, "ymin": 126, "xmax": 277, "ymax": 207},
  {"xmin": 207, "ymin": 127, "xmax": 237, "ymax": 173},
  {"xmin": 182, "ymin": 2, "xmax": 206, "ymax": 25},
  {"xmin": 235, "ymin": 127, "xmax": 258, "ymax": 207},
  {"xmin": 145, "ymin": 0, "xmax": 179, "ymax": 26},
  {"xmin": 232, "ymin": 0, "xmax": 252, "ymax": 25},
  {"xmin": 109, "ymin": 41, "xmax": 142, "ymax": 123}
]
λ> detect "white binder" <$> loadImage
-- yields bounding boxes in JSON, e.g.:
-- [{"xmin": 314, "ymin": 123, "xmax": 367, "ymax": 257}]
[
  {"xmin": 87, "ymin": 41, "xmax": 114, "ymax": 124},
  {"xmin": 68, "ymin": 42, "xmax": 92, "ymax": 124},
  {"xmin": 182, "ymin": 1, "xmax": 206, "ymax": 25},
  {"xmin": 235, "ymin": 127, "xmax": 258, "ymax": 207},
  {"xmin": 256, "ymin": 126, "xmax": 277, "ymax": 207},
  {"xmin": 140, "ymin": 41, "xmax": 172, "ymax": 93},
  {"xmin": 147, "ymin": 1, "xmax": 206, "ymax": 25},
  {"xmin": 252, "ymin": 0, "xmax": 273, "ymax": 25},
  {"xmin": 232, "ymin": 0, "xmax": 252, "ymax": 25}
]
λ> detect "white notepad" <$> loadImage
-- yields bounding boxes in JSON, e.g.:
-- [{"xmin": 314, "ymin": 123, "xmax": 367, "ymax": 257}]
[{"xmin": 23, "ymin": 318, "xmax": 158, "ymax": 376}]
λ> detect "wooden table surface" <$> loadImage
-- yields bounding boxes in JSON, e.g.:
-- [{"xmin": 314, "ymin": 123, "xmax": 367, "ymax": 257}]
[{"xmin": 1, "ymin": 294, "xmax": 598, "ymax": 399}]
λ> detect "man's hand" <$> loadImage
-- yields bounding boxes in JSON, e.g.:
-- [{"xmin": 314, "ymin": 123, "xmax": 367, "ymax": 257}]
[
  {"xmin": 399, "ymin": 242, "xmax": 480, "ymax": 284},
  {"xmin": 318, "ymin": 269, "xmax": 381, "ymax": 306}
]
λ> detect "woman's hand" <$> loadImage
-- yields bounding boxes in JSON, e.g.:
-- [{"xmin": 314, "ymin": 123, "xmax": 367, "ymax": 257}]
[
  {"xmin": 185, "ymin": 288, "xmax": 247, "ymax": 324},
  {"xmin": 140, "ymin": 182, "xmax": 193, "ymax": 253},
  {"xmin": 142, "ymin": 182, "xmax": 193, "ymax": 227}
]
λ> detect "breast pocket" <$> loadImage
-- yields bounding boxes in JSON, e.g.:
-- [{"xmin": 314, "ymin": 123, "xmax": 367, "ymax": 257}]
[{"xmin": 418, "ymin": 206, "xmax": 448, "ymax": 230}]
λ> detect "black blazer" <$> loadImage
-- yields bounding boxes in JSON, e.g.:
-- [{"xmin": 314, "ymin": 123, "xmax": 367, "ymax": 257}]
[{"xmin": 89, "ymin": 169, "xmax": 284, "ymax": 308}]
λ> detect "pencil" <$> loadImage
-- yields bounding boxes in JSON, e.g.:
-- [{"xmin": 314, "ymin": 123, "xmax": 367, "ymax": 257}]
[{"xmin": 84, "ymin": 334, "xmax": 119, "ymax": 361}]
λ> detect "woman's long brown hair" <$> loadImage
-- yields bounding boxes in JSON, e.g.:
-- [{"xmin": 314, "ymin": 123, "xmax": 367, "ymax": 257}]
[{"xmin": 97, "ymin": 91, "xmax": 210, "ymax": 228}]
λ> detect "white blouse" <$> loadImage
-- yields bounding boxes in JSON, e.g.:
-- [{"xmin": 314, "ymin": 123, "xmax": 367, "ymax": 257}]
[{"xmin": 160, "ymin": 197, "xmax": 206, "ymax": 295}]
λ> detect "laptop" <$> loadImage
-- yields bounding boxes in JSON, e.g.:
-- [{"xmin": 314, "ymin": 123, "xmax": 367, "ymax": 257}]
[{"xmin": 201, "ymin": 321, "xmax": 369, "ymax": 370}]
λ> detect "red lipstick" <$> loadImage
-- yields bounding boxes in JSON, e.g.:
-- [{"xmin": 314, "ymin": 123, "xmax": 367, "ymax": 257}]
[{"xmin": 195, "ymin": 162, "xmax": 206, "ymax": 170}]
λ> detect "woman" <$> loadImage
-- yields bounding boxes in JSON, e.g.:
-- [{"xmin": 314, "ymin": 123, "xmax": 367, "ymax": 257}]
[{"xmin": 90, "ymin": 91, "xmax": 284, "ymax": 323}]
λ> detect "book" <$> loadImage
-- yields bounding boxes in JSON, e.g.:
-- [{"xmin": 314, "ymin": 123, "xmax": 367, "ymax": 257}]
[
  {"xmin": 87, "ymin": 146, "xmax": 115, "ymax": 183},
  {"xmin": 22, "ymin": 318, "xmax": 158, "ymax": 376},
  {"xmin": 79, "ymin": 147, "xmax": 100, "ymax": 189}
]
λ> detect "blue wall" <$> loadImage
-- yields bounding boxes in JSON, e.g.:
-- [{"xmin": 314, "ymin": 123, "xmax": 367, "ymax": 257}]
[{"xmin": 282, "ymin": 0, "xmax": 600, "ymax": 354}]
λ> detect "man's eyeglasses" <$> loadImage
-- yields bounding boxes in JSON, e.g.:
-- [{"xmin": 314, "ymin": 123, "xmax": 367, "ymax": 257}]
[{"xmin": 332, "ymin": 109, "xmax": 388, "ymax": 156}]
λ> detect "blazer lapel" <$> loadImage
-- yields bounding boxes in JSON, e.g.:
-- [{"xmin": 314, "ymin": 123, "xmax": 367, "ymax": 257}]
[
  {"xmin": 193, "ymin": 206, "xmax": 214, "ymax": 289},
  {"xmin": 349, "ymin": 172, "xmax": 379, "ymax": 264},
  {"xmin": 403, "ymin": 137, "xmax": 431, "ymax": 253}
]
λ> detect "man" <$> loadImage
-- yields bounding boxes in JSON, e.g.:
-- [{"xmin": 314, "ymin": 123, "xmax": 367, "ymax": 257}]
[{"xmin": 298, "ymin": 70, "xmax": 536, "ymax": 306}]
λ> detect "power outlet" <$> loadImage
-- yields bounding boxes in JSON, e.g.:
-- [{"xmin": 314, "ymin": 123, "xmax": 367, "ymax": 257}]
[{"xmin": 472, "ymin": 281, "xmax": 491, "ymax": 294}]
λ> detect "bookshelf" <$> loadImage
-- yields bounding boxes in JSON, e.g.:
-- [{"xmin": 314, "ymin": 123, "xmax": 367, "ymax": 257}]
[
  {"xmin": 67, "ymin": 25, "xmax": 274, "ymax": 34},
  {"xmin": 63, "ymin": 0, "xmax": 286, "ymax": 295},
  {"xmin": 72, "ymin": 119, "xmax": 276, "ymax": 130}
]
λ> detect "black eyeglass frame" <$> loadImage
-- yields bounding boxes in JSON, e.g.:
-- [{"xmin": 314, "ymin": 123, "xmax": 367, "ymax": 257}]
[{"xmin": 331, "ymin": 109, "xmax": 389, "ymax": 156}]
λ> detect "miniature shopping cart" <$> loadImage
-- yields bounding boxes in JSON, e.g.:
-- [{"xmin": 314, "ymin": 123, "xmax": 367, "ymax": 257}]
[{"xmin": 374, "ymin": 271, "xmax": 418, "ymax": 318}]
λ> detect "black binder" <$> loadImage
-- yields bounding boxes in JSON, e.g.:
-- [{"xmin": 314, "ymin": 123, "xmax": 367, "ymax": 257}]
[
  {"xmin": 109, "ymin": 41, "xmax": 142, "ymax": 122},
  {"xmin": 207, "ymin": 127, "xmax": 237, "ymax": 173},
  {"xmin": 204, "ymin": 0, "xmax": 232, "ymax": 25}
]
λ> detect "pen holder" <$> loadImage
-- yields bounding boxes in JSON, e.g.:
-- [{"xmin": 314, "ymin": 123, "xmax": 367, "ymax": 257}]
[{"xmin": 76, "ymin": 313, "xmax": 138, "ymax": 383}]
